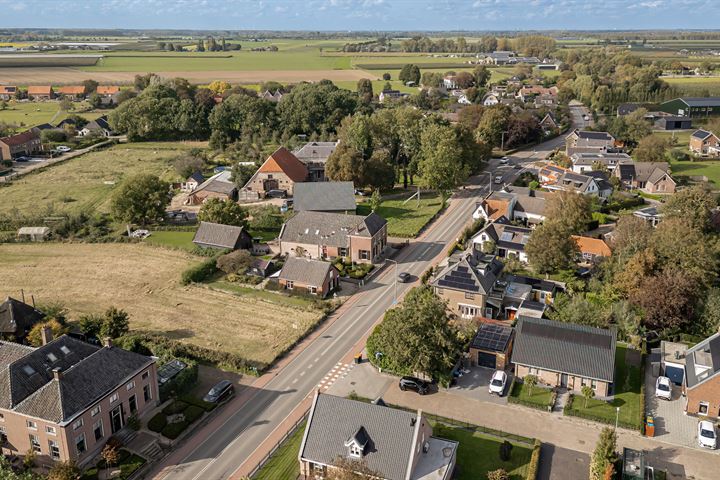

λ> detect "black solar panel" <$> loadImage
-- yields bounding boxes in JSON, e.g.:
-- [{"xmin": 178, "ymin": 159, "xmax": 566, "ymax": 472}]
[
  {"xmin": 522, "ymin": 321, "xmax": 611, "ymax": 349},
  {"xmin": 472, "ymin": 323, "xmax": 512, "ymax": 352}
]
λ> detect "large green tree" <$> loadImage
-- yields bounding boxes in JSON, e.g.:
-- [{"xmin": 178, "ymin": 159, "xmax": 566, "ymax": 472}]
[
  {"xmin": 662, "ymin": 184, "xmax": 717, "ymax": 232},
  {"xmin": 544, "ymin": 191, "xmax": 592, "ymax": 234},
  {"xmin": 525, "ymin": 223, "xmax": 579, "ymax": 273},
  {"xmin": 111, "ymin": 174, "xmax": 169, "ymax": 227},
  {"xmin": 208, "ymin": 93, "xmax": 276, "ymax": 149},
  {"xmin": 277, "ymin": 81, "xmax": 357, "ymax": 135},
  {"xmin": 198, "ymin": 198, "xmax": 249, "ymax": 227},
  {"xmin": 417, "ymin": 122, "xmax": 468, "ymax": 198}
]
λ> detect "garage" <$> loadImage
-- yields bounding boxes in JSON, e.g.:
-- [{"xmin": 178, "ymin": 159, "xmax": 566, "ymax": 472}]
[{"xmin": 469, "ymin": 322, "xmax": 514, "ymax": 370}]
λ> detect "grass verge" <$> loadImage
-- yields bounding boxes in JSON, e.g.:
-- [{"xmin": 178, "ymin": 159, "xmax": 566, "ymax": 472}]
[{"xmin": 252, "ymin": 421, "xmax": 306, "ymax": 480}]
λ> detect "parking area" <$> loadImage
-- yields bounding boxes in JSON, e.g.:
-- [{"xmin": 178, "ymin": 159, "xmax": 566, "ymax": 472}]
[{"xmin": 449, "ymin": 365, "xmax": 510, "ymax": 405}]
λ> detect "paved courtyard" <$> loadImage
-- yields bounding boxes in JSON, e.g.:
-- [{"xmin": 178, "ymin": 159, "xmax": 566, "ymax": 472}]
[
  {"xmin": 449, "ymin": 365, "xmax": 510, "ymax": 405},
  {"xmin": 536, "ymin": 444, "xmax": 590, "ymax": 480}
]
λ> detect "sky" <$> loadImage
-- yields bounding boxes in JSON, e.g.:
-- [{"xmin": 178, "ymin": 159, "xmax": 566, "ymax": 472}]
[{"xmin": 0, "ymin": 0, "xmax": 717, "ymax": 31}]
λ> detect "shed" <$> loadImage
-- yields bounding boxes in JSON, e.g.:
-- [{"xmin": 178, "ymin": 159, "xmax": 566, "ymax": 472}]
[
  {"xmin": 192, "ymin": 221, "xmax": 252, "ymax": 250},
  {"xmin": 468, "ymin": 322, "xmax": 514, "ymax": 370},
  {"xmin": 17, "ymin": 226, "xmax": 50, "ymax": 242}
]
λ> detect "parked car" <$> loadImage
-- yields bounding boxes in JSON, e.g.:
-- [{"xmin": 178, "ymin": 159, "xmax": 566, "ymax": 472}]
[
  {"xmin": 355, "ymin": 189, "xmax": 367, "ymax": 196},
  {"xmin": 130, "ymin": 229, "xmax": 151, "ymax": 239},
  {"xmin": 655, "ymin": 376, "xmax": 672, "ymax": 400},
  {"xmin": 698, "ymin": 420, "xmax": 717, "ymax": 449},
  {"xmin": 398, "ymin": 272, "xmax": 411, "ymax": 283},
  {"xmin": 203, "ymin": 380, "xmax": 235, "ymax": 404},
  {"xmin": 55, "ymin": 145, "xmax": 72, "ymax": 153},
  {"xmin": 399, "ymin": 376, "xmax": 430, "ymax": 395},
  {"xmin": 488, "ymin": 370, "xmax": 508, "ymax": 396},
  {"xmin": 494, "ymin": 175, "xmax": 503, "ymax": 184},
  {"xmin": 266, "ymin": 189, "xmax": 287, "ymax": 199},
  {"xmin": 14, "ymin": 156, "xmax": 30, "ymax": 162},
  {"xmin": 499, "ymin": 156, "xmax": 509, "ymax": 165}
]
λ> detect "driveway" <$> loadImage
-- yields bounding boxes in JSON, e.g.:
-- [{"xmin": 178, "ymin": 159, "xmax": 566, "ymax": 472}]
[
  {"xmin": 536, "ymin": 444, "xmax": 589, "ymax": 480},
  {"xmin": 449, "ymin": 365, "xmax": 510, "ymax": 405}
]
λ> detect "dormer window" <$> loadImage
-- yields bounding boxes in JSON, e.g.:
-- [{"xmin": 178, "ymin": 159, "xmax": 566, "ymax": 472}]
[{"xmin": 349, "ymin": 443, "xmax": 362, "ymax": 457}]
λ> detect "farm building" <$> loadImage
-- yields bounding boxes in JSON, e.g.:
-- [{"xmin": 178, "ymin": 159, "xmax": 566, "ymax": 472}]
[
  {"xmin": 659, "ymin": 97, "xmax": 720, "ymax": 117},
  {"xmin": 17, "ymin": 227, "xmax": 50, "ymax": 242}
]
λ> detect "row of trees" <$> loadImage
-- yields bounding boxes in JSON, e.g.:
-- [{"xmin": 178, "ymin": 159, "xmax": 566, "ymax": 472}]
[{"xmin": 398, "ymin": 35, "xmax": 556, "ymax": 58}]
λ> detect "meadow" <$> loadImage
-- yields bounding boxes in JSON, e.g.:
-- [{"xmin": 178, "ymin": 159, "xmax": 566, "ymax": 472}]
[
  {"xmin": 0, "ymin": 100, "xmax": 105, "ymax": 127},
  {"xmin": 663, "ymin": 76, "xmax": 720, "ymax": 96}
]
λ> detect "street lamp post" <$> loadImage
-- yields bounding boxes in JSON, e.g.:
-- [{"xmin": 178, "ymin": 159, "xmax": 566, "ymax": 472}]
[
  {"xmin": 615, "ymin": 406, "xmax": 620, "ymax": 430},
  {"xmin": 386, "ymin": 259, "xmax": 398, "ymax": 304}
]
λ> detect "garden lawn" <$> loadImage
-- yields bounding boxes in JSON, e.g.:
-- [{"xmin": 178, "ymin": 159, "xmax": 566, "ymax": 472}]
[
  {"xmin": 356, "ymin": 191, "xmax": 443, "ymax": 238},
  {"xmin": 565, "ymin": 344, "xmax": 643, "ymax": 430},
  {"xmin": 252, "ymin": 421, "xmax": 306, "ymax": 480},
  {"xmin": 509, "ymin": 382, "xmax": 554, "ymax": 410},
  {"xmin": 432, "ymin": 423, "xmax": 533, "ymax": 480},
  {"xmin": 145, "ymin": 230, "xmax": 197, "ymax": 251},
  {"xmin": 0, "ymin": 100, "xmax": 104, "ymax": 128},
  {"xmin": 207, "ymin": 280, "xmax": 317, "ymax": 310},
  {"xmin": 668, "ymin": 156, "xmax": 720, "ymax": 185}
]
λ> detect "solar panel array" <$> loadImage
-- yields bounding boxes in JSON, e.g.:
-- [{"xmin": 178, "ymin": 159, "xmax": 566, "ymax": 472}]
[
  {"xmin": 436, "ymin": 264, "xmax": 480, "ymax": 292},
  {"xmin": 522, "ymin": 321, "xmax": 611, "ymax": 349},
  {"xmin": 472, "ymin": 323, "xmax": 512, "ymax": 352}
]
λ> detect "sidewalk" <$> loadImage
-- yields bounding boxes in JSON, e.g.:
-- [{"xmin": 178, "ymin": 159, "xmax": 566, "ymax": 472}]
[{"xmin": 382, "ymin": 385, "xmax": 717, "ymax": 480}]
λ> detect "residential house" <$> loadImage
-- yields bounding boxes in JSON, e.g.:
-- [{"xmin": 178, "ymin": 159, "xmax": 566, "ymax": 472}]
[
  {"xmin": 242, "ymin": 147, "xmax": 308, "ymax": 198},
  {"xmin": 565, "ymin": 129, "xmax": 616, "ymax": 156},
  {"xmin": 79, "ymin": 116, "xmax": 114, "ymax": 137},
  {"xmin": 516, "ymin": 85, "xmax": 558, "ymax": 103},
  {"xmin": 0, "ymin": 128, "xmax": 42, "ymax": 160},
  {"xmin": 469, "ymin": 322, "xmax": 514, "ymax": 370},
  {"xmin": 0, "ymin": 335, "xmax": 159, "ymax": 467},
  {"xmin": 279, "ymin": 211, "xmax": 387, "ymax": 264},
  {"xmin": 472, "ymin": 187, "xmax": 549, "ymax": 225},
  {"xmin": 186, "ymin": 170, "xmax": 237, "ymax": 205},
  {"xmin": 633, "ymin": 205, "xmax": 663, "ymax": 227},
  {"xmin": 617, "ymin": 103, "xmax": 642, "ymax": 117},
  {"xmin": 278, "ymin": 257, "xmax": 339, "ymax": 298},
  {"xmin": 299, "ymin": 392, "xmax": 457, "ymax": 480},
  {"xmin": 512, "ymin": 316, "xmax": 616, "ymax": 397},
  {"xmin": 682, "ymin": 333, "xmax": 720, "ymax": 418},
  {"xmin": 27, "ymin": 86, "xmax": 54, "ymax": 100},
  {"xmin": 482, "ymin": 94, "xmax": 500, "ymax": 106},
  {"xmin": 540, "ymin": 113, "xmax": 558, "ymax": 135},
  {"xmin": 96, "ymin": 86, "xmax": 120, "ymax": 105},
  {"xmin": 572, "ymin": 235, "xmax": 611, "ymax": 263},
  {"xmin": 259, "ymin": 89, "xmax": 283, "ymax": 102},
  {"xmin": 442, "ymin": 75, "xmax": 459, "ymax": 90},
  {"xmin": 471, "ymin": 218, "xmax": 531, "ymax": 263},
  {"xmin": 192, "ymin": 221, "xmax": 252, "ymax": 251},
  {"xmin": 181, "ymin": 171, "xmax": 204, "ymax": 193},
  {"xmin": 478, "ymin": 51, "xmax": 517, "ymax": 65},
  {"xmin": 654, "ymin": 116, "xmax": 692, "ymax": 131},
  {"xmin": 613, "ymin": 162, "xmax": 676, "ymax": 194},
  {"xmin": 689, "ymin": 129, "xmax": 720, "ymax": 156},
  {"xmin": 56, "ymin": 86, "xmax": 86, "ymax": 100},
  {"xmin": 378, "ymin": 90, "xmax": 407, "ymax": 103},
  {"xmin": 430, "ymin": 253, "xmax": 503, "ymax": 319},
  {"xmin": 0, "ymin": 86, "xmax": 17, "ymax": 100},
  {"xmin": 0, "ymin": 297, "xmax": 45, "ymax": 343},
  {"xmin": 293, "ymin": 141, "xmax": 339, "ymax": 182},
  {"xmin": 293, "ymin": 181, "xmax": 356, "ymax": 213},
  {"xmin": 489, "ymin": 273, "xmax": 562, "ymax": 321},
  {"xmin": 570, "ymin": 152, "xmax": 632, "ymax": 174},
  {"xmin": 659, "ymin": 341, "xmax": 687, "ymax": 386},
  {"xmin": 539, "ymin": 164, "xmax": 606, "ymax": 197},
  {"xmin": 659, "ymin": 97, "xmax": 720, "ymax": 117}
]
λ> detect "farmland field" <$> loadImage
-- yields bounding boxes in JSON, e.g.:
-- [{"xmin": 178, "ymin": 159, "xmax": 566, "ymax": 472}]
[
  {"xmin": 0, "ymin": 243, "xmax": 324, "ymax": 365},
  {"xmin": 0, "ymin": 101, "xmax": 105, "ymax": 127},
  {"xmin": 663, "ymin": 76, "xmax": 720, "ymax": 96},
  {"xmin": 0, "ymin": 143, "xmax": 189, "ymax": 217}
]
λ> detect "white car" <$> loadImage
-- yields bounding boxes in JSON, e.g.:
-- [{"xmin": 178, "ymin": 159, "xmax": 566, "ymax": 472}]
[
  {"xmin": 499, "ymin": 156, "xmax": 509, "ymax": 165},
  {"xmin": 698, "ymin": 420, "xmax": 717, "ymax": 449},
  {"xmin": 130, "ymin": 229, "xmax": 151, "ymax": 239},
  {"xmin": 488, "ymin": 370, "xmax": 507, "ymax": 396},
  {"xmin": 55, "ymin": 145, "xmax": 72, "ymax": 153},
  {"xmin": 655, "ymin": 376, "xmax": 672, "ymax": 400},
  {"xmin": 494, "ymin": 175, "xmax": 503, "ymax": 184}
]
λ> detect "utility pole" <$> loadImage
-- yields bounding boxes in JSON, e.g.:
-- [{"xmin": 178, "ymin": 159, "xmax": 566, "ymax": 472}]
[{"xmin": 501, "ymin": 130, "xmax": 508, "ymax": 152}]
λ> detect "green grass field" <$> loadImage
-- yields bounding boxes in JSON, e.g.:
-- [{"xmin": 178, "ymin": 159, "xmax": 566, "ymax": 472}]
[
  {"xmin": 356, "ymin": 191, "xmax": 444, "ymax": 238},
  {"xmin": 144, "ymin": 230, "xmax": 196, "ymax": 251},
  {"xmin": 0, "ymin": 143, "xmax": 187, "ymax": 217},
  {"xmin": 663, "ymin": 76, "xmax": 720, "ymax": 96},
  {"xmin": 0, "ymin": 101, "xmax": 105, "ymax": 128},
  {"xmin": 252, "ymin": 422, "xmax": 306, "ymax": 480}
]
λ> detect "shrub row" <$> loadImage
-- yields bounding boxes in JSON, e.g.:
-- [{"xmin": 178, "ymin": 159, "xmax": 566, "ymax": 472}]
[
  {"xmin": 161, "ymin": 421, "xmax": 188, "ymax": 440},
  {"xmin": 162, "ymin": 400, "xmax": 189, "ymax": 415},
  {"xmin": 526, "ymin": 439, "xmax": 542, "ymax": 480},
  {"xmin": 181, "ymin": 257, "xmax": 218, "ymax": 285},
  {"xmin": 148, "ymin": 413, "xmax": 167, "ymax": 433}
]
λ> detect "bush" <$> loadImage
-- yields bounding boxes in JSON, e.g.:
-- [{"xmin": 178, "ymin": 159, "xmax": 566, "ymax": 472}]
[
  {"xmin": 126, "ymin": 415, "xmax": 141, "ymax": 431},
  {"xmin": 162, "ymin": 400, "xmax": 189, "ymax": 416},
  {"xmin": 181, "ymin": 257, "xmax": 218, "ymax": 285},
  {"xmin": 526, "ymin": 439, "xmax": 542, "ymax": 480},
  {"xmin": 159, "ymin": 360, "xmax": 198, "ymax": 402},
  {"xmin": 183, "ymin": 405, "xmax": 205, "ymax": 424},
  {"xmin": 161, "ymin": 420, "xmax": 189, "ymax": 440},
  {"xmin": 216, "ymin": 249, "xmax": 253, "ymax": 274},
  {"xmin": 499, "ymin": 440, "xmax": 513, "ymax": 461},
  {"xmin": 147, "ymin": 413, "xmax": 167, "ymax": 433}
]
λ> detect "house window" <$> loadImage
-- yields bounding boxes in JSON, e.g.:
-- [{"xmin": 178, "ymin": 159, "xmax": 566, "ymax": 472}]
[
  {"xmin": 144, "ymin": 384, "xmax": 152, "ymax": 403},
  {"xmin": 286, "ymin": 280, "xmax": 294, "ymax": 290},
  {"xmin": 581, "ymin": 378, "xmax": 587, "ymax": 387},
  {"xmin": 359, "ymin": 250, "xmax": 370, "ymax": 260},
  {"xmin": 46, "ymin": 426, "xmax": 56, "ymax": 435},
  {"xmin": 0, "ymin": 426, "xmax": 6, "ymax": 443},
  {"xmin": 126, "ymin": 381, "xmax": 135, "ymax": 391},
  {"xmin": 465, "ymin": 293, "xmax": 475, "ymax": 300},
  {"xmin": 348, "ymin": 443, "xmax": 362, "ymax": 458},
  {"xmin": 49, "ymin": 440, "xmax": 60, "ymax": 460},
  {"xmin": 529, "ymin": 368, "xmax": 540, "ymax": 375},
  {"xmin": 75, "ymin": 434, "xmax": 86, "ymax": 454},
  {"xmin": 29, "ymin": 434, "xmax": 41, "ymax": 454},
  {"xmin": 309, "ymin": 286, "xmax": 317, "ymax": 295},
  {"xmin": 338, "ymin": 247, "xmax": 348, "ymax": 257},
  {"xmin": 142, "ymin": 371, "xmax": 149, "ymax": 380},
  {"xmin": 27, "ymin": 420, "xmax": 37, "ymax": 430},
  {"xmin": 94, "ymin": 420, "xmax": 104, "ymax": 441},
  {"xmin": 91, "ymin": 406, "xmax": 101, "ymax": 417},
  {"xmin": 267, "ymin": 174, "xmax": 273, "ymax": 179},
  {"xmin": 591, "ymin": 380, "xmax": 597, "ymax": 390},
  {"xmin": 73, "ymin": 419, "xmax": 84, "ymax": 430},
  {"xmin": 0, "ymin": 412, "xmax": 3, "ymax": 421},
  {"xmin": 699, "ymin": 402, "xmax": 710, "ymax": 415},
  {"xmin": 110, "ymin": 393, "xmax": 119, "ymax": 404}
]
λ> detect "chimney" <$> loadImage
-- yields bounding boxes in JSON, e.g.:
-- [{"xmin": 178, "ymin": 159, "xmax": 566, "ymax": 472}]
[
  {"xmin": 104, "ymin": 337, "xmax": 113, "ymax": 348},
  {"xmin": 52, "ymin": 367, "xmax": 62, "ymax": 381},
  {"xmin": 41, "ymin": 325, "xmax": 53, "ymax": 345}
]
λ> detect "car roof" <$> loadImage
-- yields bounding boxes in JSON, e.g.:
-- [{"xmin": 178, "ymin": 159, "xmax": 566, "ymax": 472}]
[
  {"xmin": 700, "ymin": 420, "xmax": 714, "ymax": 427},
  {"xmin": 213, "ymin": 380, "xmax": 232, "ymax": 388}
]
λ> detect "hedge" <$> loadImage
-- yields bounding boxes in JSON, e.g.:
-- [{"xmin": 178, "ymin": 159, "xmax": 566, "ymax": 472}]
[
  {"xmin": 148, "ymin": 413, "xmax": 167, "ymax": 433},
  {"xmin": 184, "ymin": 404, "xmax": 205, "ymax": 424},
  {"xmin": 526, "ymin": 439, "xmax": 542, "ymax": 480},
  {"xmin": 162, "ymin": 400, "xmax": 189, "ymax": 416},
  {"xmin": 181, "ymin": 257, "xmax": 218, "ymax": 285},
  {"xmin": 161, "ymin": 420, "xmax": 189, "ymax": 440}
]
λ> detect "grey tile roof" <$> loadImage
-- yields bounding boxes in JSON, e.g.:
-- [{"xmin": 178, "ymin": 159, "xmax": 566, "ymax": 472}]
[
  {"xmin": 293, "ymin": 181, "xmax": 356, "ymax": 212},
  {"xmin": 279, "ymin": 257, "xmax": 336, "ymax": 286},
  {"xmin": 293, "ymin": 141, "xmax": 339, "ymax": 165},
  {"xmin": 193, "ymin": 221, "xmax": 249, "ymax": 249},
  {"xmin": 280, "ymin": 211, "xmax": 386, "ymax": 247},
  {"xmin": 0, "ymin": 297, "xmax": 45, "ymax": 335},
  {"xmin": 575, "ymin": 130, "xmax": 613, "ymax": 141},
  {"xmin": 512, "ymin": 317, "xmax": 616, "ymax": 382},
  {"xmin": 432, "ymin": 253, "xmax": 503, "ymax": 294},
  {"xmin": 300, "ymin": 393, "xmax": 418, "ymax": 480},
  {"xmin": 684, "ymin": 332, "xmax": 720, "ymax": 389},
  {"xmin": 85, "ymin": 116, "xmax": 112, "ymax": 132},
  {"xmin": 1, "ymin": 336, "xmax": 153, "ymax": 423},
  {"xmin": 616, "ymin": 162, "xmax": 670, "ymax": 184},
  {"xmin": 478, "ymin": 221, "xmax": 531, "ymax": 251},
  {"xmin": 194, "ymin": 171, "xmax": 236, "ymax": 196},
  {"xmin": 571, "ymin": 152, "xmax": 632, "ymax": 166}
]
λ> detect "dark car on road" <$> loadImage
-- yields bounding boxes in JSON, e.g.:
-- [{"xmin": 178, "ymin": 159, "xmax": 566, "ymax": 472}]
[
  {"xmin": 266, "ymin": 189, "xmax": 287, "ymax": 198},
  {"xmin": 398, "ymin": 272, "xmax": 411, "ymax": 283},
  {"xmin": 203, "ymin": 380, "xmax": 235, "ymax": 404},
  {"xmin": 399, "ymin": 376, "xmax": 430, "ymax": 395}
]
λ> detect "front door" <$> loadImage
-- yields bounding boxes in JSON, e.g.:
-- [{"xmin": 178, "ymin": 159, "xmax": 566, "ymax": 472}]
[
  {"xmin": 560, "ymin": 373, "xmax": 568, "ymax": 388},
  {"xmin": 110, "ymin": 404, "xmax": 125, "ymax": 434},
  {"xmin": 129, "ymin": 395, "xmax": 137, "ymax": 415}
]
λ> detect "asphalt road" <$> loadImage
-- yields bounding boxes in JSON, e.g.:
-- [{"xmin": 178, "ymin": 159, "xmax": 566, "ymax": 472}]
[{"xmin": 151, "ymin": 111, "xmax": 589, "ymax": 480}]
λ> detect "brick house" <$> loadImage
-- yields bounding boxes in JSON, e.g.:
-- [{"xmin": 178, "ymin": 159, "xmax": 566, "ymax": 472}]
[
  {"xmin": 689, "ymin": 129, "xmax": 720, "ymax": 156},
  {"xmin": 292, "ymin": 141, "xmax": 339, "ymax": 182},
  {"xmin": 56, "ymin": 86, "xmax": 86, "ymax": 100},
  {"xmin": 278, "ymin": 257, "xmax": 340, "ymax": 298},
  {"xmin": 299, "ymin": 392, "xmax": 457, "ymax": 480},
  {"xmin": 613, "ymin": 162, "xmax": 676, "ymax": 194},
  {"xmin": 0, "ymin": 335, "xmax": 159, "ymax": 467},
  {"xmin": 96, "ymin": 86, "xmax": 120, "ymax": 105},
  {"xmin": 683, "ymin": 333, "xmax": 720, "ymax": 418},
  {"xmin": 511, "ymin": 317, "xmax": 616, "ymax": 397},
  {"xmin": 27, "ymin": 86, "xmax": 54, "ymax": 100},
  {"xmin": 565, "ymin": 129, "xmax": 616, "ymax": 156},
  {"xmin": 0, "ymin": 128, "xmax": 42, "ymax": 160},
  {"xmin": 279, "ymin": 211, "xmax": 387, "ymax": 264},
  {"xmin": 0, "ymin": 86, "xmax": 17, "ymax": 100},
  {"xmin": 242, "ymin": 147, "xmax": 308, "ymax": 197}
]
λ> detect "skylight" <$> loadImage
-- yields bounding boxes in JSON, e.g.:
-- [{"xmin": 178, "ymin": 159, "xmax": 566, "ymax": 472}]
[
  {"xmin": 46, "ymin": 353, "xmax": 58, "ymax": 363},
  {"xmin": 22, "ymin": 365, "xmax": 36, "ymax": 376},
  {"xmin": 60, "ymin": 345, "xmax": 71, "ymax": 355}
]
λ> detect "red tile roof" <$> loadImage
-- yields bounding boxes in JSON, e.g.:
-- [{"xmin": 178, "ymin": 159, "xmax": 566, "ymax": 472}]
[
  {"xmin": 258, "ymin": 147, "xmax": 308, "ymax": 183},
  {"xmin": 0, "ymin": 86, "xmax": 17, "ymax": 94},
  {"xmin": 27, "ymin": 86, "xmax": 52, "ymax": 95},
  {"xmin": 97, "ymin": 86, "xmax": 120, "ymax": 95},
  {"xmin": 572, "ymin": 236, "xmax": 611, "ymax": 257},
  {"xmin": 0, "ymin": 129, "xmax": 39, "ymax": 146},
  {"xmin": 58, "ymin": 86, "xmax": 86, "ymax": 95}
]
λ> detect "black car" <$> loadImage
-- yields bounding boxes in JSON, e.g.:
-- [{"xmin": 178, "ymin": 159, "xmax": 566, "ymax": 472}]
[
  {"xmin": 14, "ymin": 156, "xmax": 30, "ymax": 162},
  {"xmin": 399, "ymin": 376, "xmax": 430, "ymax": 395},
  {"xmin": 203, "ymin": 380, "xmax": 235, "ymax": 404},
  {"xmin": 266, "ymin": 189, "xmax": 287, "ymax": 199},
  {"xmin": 398, "ymin": 272, "xmax": 411, "ymax": 283}
]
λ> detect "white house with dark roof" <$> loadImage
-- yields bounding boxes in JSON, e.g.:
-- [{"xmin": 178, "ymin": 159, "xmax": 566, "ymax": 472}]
[
  {"xmin": 471, "ymin": 217, "xmax": 531, "ymax": 263},
  {"xmin": 299, "ymin": 392, "xmax": 457, "ymax": 480},
  {"xmin": 570, "ymin": 152, "xmax": 633, "ymax": 174},
  {"xmin": 565, "ymin": 129, "xmax": 616, "ymax": 156}
]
